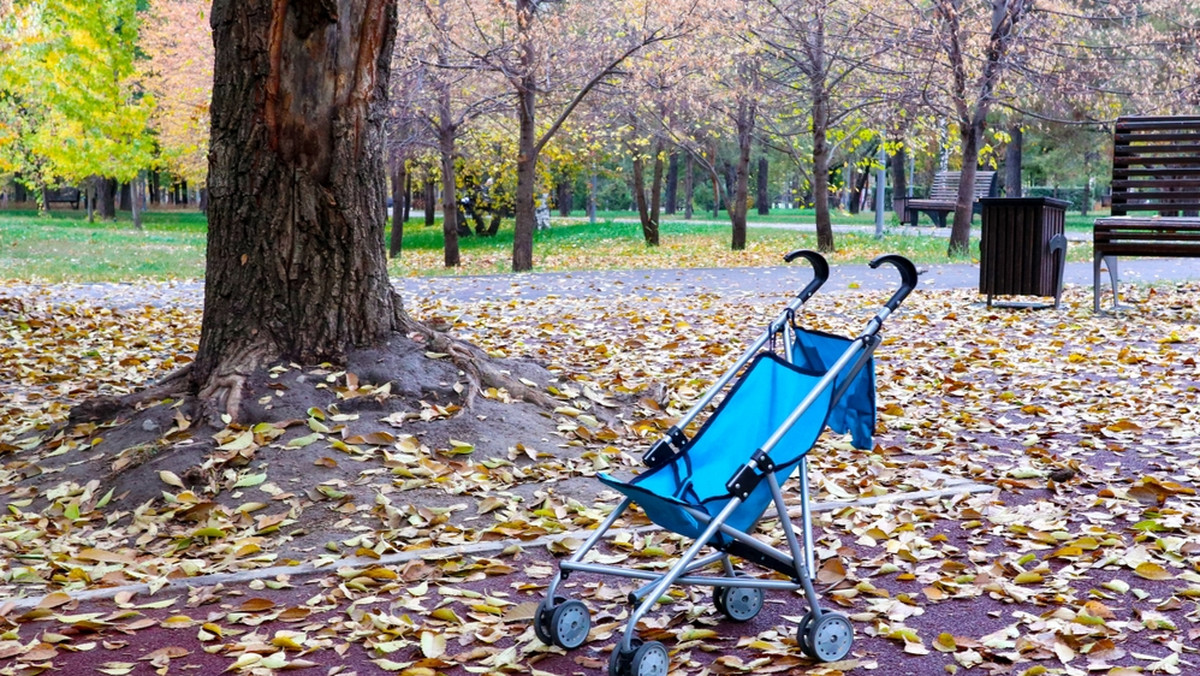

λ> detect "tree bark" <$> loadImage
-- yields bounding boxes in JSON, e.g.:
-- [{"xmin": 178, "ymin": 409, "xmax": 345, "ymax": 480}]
[
  {"xmin": 811, "ymin": 96, "xmax": 834, "ymax": 252},
  {"xmin": 131, "ymin": 172, "xmax": 144, "ymax": 230},
  {"xmin": 424, "ymin": 177, "xmax": 436, "ymax": 227},
  {"xmin": 99, "ymin": 178, "xmax": 117, "ymax": 220},
  {"xmin": 664, "ymin": 152, "xmax": 679, "ymax": 214},
  {"xmin": 1004, "ymin": 123, "xmax": 1022, "ymax": 197},
  {"xmin": 439, "ymin": 125, "xmax": 460, "ymax": 267},
  {"xmin": 730, "ymin": 99, "xmax": 755, "ymax": 250},
  {"xmin": 631, "ymin": 147, "xmax": 653, "ymax": 245},
  {"xmin": 890, "ymin": 144, "xmax": 908, "ymax": 215},
  {"xmin": 119, "ymin": 182, "xmax": 132, "ymax": 212},
  {"xmin": 512, "ymin": 80, "xmax": 537, "ymax": 271},
  {"xmin": 403, "ymin": 172, "xmax": 412, "ymax": 222},
  {"xmin": 756, "ymin": 155, "xmax": 769, "ymax": 215},
  {"xmin": 390, "ymin": 158, "xmax": 405, "ymax": 258},
  {"xmin": 683, "ymin": 153, "xmax": 694, "ymax": 219},
  {"xmin": 196, "ymin": 0, "xmax": 403, "ymax": 413},
  {"xmin": 556, "ymin": 180, "xmax": 572, "ymax": 216},
  {"xmin": 86, "ymin": 176, "xmax": 97, "ymax": 223},
  {"xmin": 948, "ymin": 118, "xmax": 984, "ymax": 255}
]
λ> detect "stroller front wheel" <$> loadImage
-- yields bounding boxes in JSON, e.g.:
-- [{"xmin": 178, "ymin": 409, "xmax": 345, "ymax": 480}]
[
  {"xmin": 534, "ymin": 596, "xmax": 592, "ymax": 649},
  {"xmin": 803, "ymin": 612, "xmax": 854, "ymax": 662},
  {"xmin": 609, "ymin": 639, "xmax": 669, "ymax": 676}
]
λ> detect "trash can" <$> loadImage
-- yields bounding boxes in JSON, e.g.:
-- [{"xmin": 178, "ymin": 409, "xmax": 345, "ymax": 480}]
[{"xmin": 979, "ymin": 197, "xmax": 1069, "ymax": 308}]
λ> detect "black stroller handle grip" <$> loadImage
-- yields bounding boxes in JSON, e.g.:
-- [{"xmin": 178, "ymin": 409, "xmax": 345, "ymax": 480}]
[
  {"xmin": 869, "ymin": 254, "xmax": 918, "ymax": 311},
  {"xmin": 782, "ymin": 249, "xmax": 829, "ymax": 301}
]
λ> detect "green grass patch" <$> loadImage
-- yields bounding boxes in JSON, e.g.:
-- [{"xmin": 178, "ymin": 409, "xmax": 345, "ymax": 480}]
[{"xmin": 0, "ymin": 209, "xmax": 207, "ymax": 282}]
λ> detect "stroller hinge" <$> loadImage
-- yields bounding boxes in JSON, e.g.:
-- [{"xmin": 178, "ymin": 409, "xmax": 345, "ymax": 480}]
[
  {"xmin": 726, "ymin": 449, "xmax": 775, "ymax": 500},
  {"xmin": 642, "ymin": 426, "xmax": 688, "ymax": 469}
]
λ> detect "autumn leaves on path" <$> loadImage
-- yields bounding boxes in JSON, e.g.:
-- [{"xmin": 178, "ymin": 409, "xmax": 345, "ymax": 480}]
[{"xmin": 1, "ymin": 279, "xmax": 1198, "ymax": 674}]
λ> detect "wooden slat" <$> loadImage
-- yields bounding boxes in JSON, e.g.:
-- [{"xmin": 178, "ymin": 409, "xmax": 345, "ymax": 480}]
[
  {"xmin": 1112, "ymin": 179, "xmax": 1200, "ymax": 188},
  {"xmin": 1113, "ymin": 190, "xmax": 1200, "ymax": 201},
  {"xmin": 1115, "ymin": 132, "xmax": 1200, "ymax": 143},
  {"xmin": 1094, "ymin": 216, "xmax": 1200, "ymax": 227},
  {"xmin": 1113, "ymin": 156, "xmax": 1200, "ymax": 166}
]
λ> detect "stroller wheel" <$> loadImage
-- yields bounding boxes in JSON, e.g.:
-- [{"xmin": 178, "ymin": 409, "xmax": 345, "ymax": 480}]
[
  {"xmin": 608, "ymin": 639, "xmax": 642, "ymax": 676},
  {"xmin": 713, "ymin": 578, "xmax": 764, "ymax": 622},
  {"xmin": 804, "ymin": 612, "xmax": 853, "ymax": 662},
  {"xmin": 610, "ymin": 639, "xmax": 669, "ymax": 676},
  {"xmin": 548, "ymin": 599, "xmax": 591, "ymax": 649},
  {"xmin": 795, "ymin": 611, "xmax": 816, "ymax": 658},
  {"xmin": 533, "ymin": 596, "xmax": 561, "ymax": 645}
]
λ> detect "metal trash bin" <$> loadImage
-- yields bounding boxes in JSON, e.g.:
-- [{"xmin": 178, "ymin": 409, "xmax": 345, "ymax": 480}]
[{"xmin": 979, "ymin": 197, "xmax": 1069, "ymax": 308}]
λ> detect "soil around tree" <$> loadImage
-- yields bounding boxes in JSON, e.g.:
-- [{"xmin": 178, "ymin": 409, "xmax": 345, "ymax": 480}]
[{"xmin": 9, "ymin": 335, "xmax": 612, "ymax": 564}]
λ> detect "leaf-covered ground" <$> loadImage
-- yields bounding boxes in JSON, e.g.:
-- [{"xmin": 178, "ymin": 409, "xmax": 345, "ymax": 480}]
[{"xmin": 1, "ymin": 275, "xmax": 1198, "ymax": 675}]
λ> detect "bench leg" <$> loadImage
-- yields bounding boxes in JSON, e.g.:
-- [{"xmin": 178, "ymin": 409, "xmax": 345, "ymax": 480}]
[
  {"xmin": 1049, "ymin": 234, "xmax": 1066, "ymax": 310},
  {"xmin": 1095, "ymin": 255, "xmax": 1124, "ymax": 312},
  {"xmin": 935, "ymin": 212, "xmax": 947, "ymax": 228},
  {"xmin": 1093, "ymin": 254, "xmax": 1103, "ymax": 312}
]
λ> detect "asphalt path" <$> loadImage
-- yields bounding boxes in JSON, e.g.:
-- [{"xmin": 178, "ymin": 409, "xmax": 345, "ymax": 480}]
[{"xmin": 10, "ymin": 258, "xmax": 1200, "ymax": 311}]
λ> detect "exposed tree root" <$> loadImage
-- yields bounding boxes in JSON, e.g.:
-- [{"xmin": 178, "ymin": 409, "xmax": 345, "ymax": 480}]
[
  {"xmin": 68, "ymin": 364, "xmax": 195, "ymax": 425},
  {"xmin": 396, "ymin": 304, "xmax": 553, "ymax": 409}
]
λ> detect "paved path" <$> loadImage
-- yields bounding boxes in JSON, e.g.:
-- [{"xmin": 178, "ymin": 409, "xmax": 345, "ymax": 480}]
[{"xmin": 11, "ymin": 258, "xmax": 1199, "ymax": 311}]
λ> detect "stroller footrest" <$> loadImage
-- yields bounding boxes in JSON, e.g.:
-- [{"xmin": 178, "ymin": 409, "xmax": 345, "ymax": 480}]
[{"xmin": 726, "ymin": 449, "xmax": 776, "ymax": 500}]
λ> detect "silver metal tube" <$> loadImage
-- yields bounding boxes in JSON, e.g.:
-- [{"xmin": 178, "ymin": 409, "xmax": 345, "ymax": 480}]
[
  {"xmin": 621, "ymin": 498, "xmax": 743, "ymax": 651},
  {"xmin": 626, "ymin": 552, "xmax": 727, "ymax": 602},
  {"xmin": 678, "ymin": 505, "xmax": 797, "ymax": 573},
  {"xmin": 670, "ymin": 295, "xmax": 809, "ymax": 433},
  {"xmin": 561, "ymin": 561, "xmax": 800, "ymax": 591},
  {"xmin": 546, "ymin": 498, "xmax": 631, "ymax": 599},
  {"xmin": 799, "ymin": 458, "xmax": 815, "ymax": 580},
  {"xmin": 767, "ymin": 472, "xmax": 806, "ymax": 580}
]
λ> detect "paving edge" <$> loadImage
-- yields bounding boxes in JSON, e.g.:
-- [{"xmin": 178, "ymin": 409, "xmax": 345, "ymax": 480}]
[{"xmin": 1, "ymin": 479, "xmax": 992, "ymax": 612}]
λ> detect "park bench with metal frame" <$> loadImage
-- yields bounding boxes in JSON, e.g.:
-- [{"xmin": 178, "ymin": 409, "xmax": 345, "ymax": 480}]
[
  {"xmin": 905, "ymin": 170, "xmax": 998, "ymax": 228},
  {"xmin": 1093, "ymin": 115, "xmax": 1200, "ymax": 312},
  {"xmin": 43, "ymin": 187, "xmax": 81, "ymax": 209}
]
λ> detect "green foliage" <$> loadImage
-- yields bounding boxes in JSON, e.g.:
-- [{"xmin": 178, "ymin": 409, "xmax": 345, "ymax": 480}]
[{"xmin": 0, "ymin": 0, "xmax": 154, "ymax": 192}]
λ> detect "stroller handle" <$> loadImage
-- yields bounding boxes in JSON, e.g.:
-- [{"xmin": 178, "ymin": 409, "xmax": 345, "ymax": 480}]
[
  {"xmin": 869, "ymin": 254, "xmax": 918, "ymax": 311},
  {"xmin": 782, "ymin": 249, "xmax": 829, "ymax": 302}
]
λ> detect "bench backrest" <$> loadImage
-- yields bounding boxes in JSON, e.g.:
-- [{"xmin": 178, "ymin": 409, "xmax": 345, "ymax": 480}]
[
  {"xmin": 927, "ymin": 170, "xmax": 997, "ymax": 202},
  {"xmin": 1110, "ymin": 115, "xmax": 1200, "ymax": 216}
]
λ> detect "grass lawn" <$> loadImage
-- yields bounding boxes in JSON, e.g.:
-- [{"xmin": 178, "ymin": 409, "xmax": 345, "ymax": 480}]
[
  {"xmin": 0, "ymin": 209, "xmax": 208, "ymax": 282},
  {"xmin": 0, "ymin": 206, "xmax": 1096, "ymax": 282}
]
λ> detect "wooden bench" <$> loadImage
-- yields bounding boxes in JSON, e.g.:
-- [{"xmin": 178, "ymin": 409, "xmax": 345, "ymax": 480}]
[
  {"xmin": 1093, "ymin": 115, "xmax": 1200, "ymax": 312},
  {"xmin": 44, "ymin": 187, "xmax": 81, "ymax": 209},
  {"xmin": 906, "ymin": 170, "xmax": 997, "ymax": 227}
]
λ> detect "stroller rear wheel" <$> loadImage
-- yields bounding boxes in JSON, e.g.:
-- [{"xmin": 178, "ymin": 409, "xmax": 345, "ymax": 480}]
[
  {"xmin": 609, "ymin": 639, "xmax": 669, "ymax": 676},
  {"xmin": 802, "ymin": 612, "xmax": 853, "ymax": 662},
  {"xmin": 534, "ymin": 597, "xmax": 591, "ymax": 649}
]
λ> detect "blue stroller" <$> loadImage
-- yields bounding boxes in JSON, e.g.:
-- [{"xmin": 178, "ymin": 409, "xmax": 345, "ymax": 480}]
[{"xmin": 532, "ymin": 251, "xmax": 918, "ymax": 676}]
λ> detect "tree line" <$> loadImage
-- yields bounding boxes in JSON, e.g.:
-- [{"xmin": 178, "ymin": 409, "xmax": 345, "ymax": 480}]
[{"xmin": 2, "ymin": 0, "xmax": 1197, "ymax": 257}]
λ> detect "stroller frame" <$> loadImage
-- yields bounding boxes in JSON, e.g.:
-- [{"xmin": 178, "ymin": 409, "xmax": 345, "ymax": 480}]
[{"xmin": 534, "ymin": 251, "xmax": 918, "ymax": 675}]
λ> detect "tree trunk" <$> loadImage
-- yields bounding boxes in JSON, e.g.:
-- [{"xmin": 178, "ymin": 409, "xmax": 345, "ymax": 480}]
[
  {"xmin": 1004, "ymin": 123, "xmax": 1022, "ymax": 197},
  {"xmin": 131, "ymin": 172, "xmax": 144, "ymax": 230},
  {"xmin": 556, "ymin": 180, "xmax": 572, "ymax": 216},
  {"xmin": 811, "ymin": 93, "xmax": 834, "ymax": 252},
  {"xmin": 403, "ymin": 172, "xmax": 412, "ymax": 222},
  {"xmin": 196, "ymin": 0, "xmax": 402, "ymax": 412},
  {"xmin": 730, "ymin": 100, "xmax": 755, "ymax": 250},
  {"xmin": 99, "ymin": 178, "xmax": 117, "ymax": 220},
  {"xmin": 890, "ymin": 144, "xmax": 908, "ymax": 215},
  {"xmin": 631, "ymin": 140, "xmax": 656, "ymax": 245},
  {"xmin": 424, "ymin": 178, "xmax": 436, "ymax": 227},
  {"xmin": 587, "ymin": 170, "xmax": 597, "ymax": 224},
  {"xmin": 948, "ymin": 118, "xmax": 985, "ymax": 255},
  {"xmin": 439, "ymin": 125, "xmax": 460, "ymax": 267},
  {"xmin": 119, "ymin": 182, "xmax": 132, "ymax": 212},
  {"xmin": 756, "ymin": 155, "xmax": 769, "ymax": 215},
  {"xmin": 650, "ymin": 140, "xmax": 664, "ymax": 239},
  {"xmin": 512, "ymin": 80, "xmax": 537, "ymax": 271},
  {"xmin": 390, "ymin": 158, "xmax": 405, "ymax": 258},
  {"xmin": 683, "ymin": 153, "xmax": 694, "ymax": 219},
  {"xmin": 664, "ymin": 152, "xmax": 679, "ymax": 214},
  {"xmin": 149, "ymin": 171, "xmax": 160, "ymax": 205}
]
